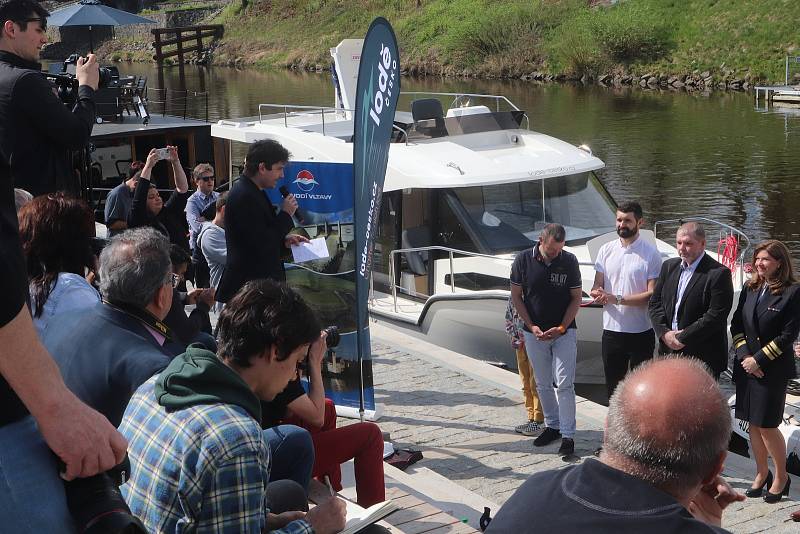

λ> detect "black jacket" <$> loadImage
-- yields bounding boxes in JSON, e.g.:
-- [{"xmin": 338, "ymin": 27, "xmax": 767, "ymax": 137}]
[
  {"xmin": 128, "ymin": 176, "xmax": 191, "ymax": 250},
  {"xmin": 648, "ymin": 254, "xmax": 734, "ymax": 374},
  {"xmin": 731, "ymin": 283, "xmax": 800, "ymax": 382},
  {"xmin": 0, "ymin": 51, "xmax": 96, "ymax": 427},
  {"xmin": 0, "ymin": 51, "xmax": 96, "ymax": 197},
  {"xmin": 217, "ymin": 175, "xmax": 293, "ymax": 303}
]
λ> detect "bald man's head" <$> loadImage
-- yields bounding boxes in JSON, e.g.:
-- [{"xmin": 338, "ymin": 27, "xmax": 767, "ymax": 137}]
[{"xmin": 604, "ymin": 357, "xmax": 730, "ymax": 499}]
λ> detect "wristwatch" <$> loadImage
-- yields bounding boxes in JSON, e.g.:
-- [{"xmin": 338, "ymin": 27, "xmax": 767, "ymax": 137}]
[
  {"xmin": 616, "ymin": 294, "xmax": 623, "ymax": 305},
  {"xmin": 557, "ymin": 325, "xmax": 566, "ymax": 335}
]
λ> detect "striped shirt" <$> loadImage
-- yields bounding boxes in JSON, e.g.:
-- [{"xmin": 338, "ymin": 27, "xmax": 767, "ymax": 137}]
[{"xmin": 120, "ymin": 377, "xmax": 312, "ymax": 534}]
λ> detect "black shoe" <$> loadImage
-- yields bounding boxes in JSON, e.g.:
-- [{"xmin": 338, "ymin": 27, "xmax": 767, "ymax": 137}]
[
  {"xmin": 558, "ymin": 438, "xmax": 575, "ymax": 456},
  {"xmin": 593, "ymin": 446, "xmax": 603, "ymax": 457},
  {"xmin": 745, "ymin": 470, "xmax": 772, "ymax": 498},
  {"xmin": 533, "ymin": 427, "xmax": 562, "ymax": 447},
  {"xmin": 764, "ymin": 475, "xmax": 791, "ymax": 503}
]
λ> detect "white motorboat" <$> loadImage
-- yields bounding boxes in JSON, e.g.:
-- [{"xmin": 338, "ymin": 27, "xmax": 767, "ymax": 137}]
[{"xmin": 210, "ymin": 39, "xmax": 750, "ymax": 384}]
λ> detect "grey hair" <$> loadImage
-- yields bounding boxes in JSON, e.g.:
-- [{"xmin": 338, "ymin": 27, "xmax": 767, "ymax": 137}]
[
  {"xmin": 14, "ymin": 188, "xmax": 33, "ymax": 213},
  {"xmin": 605, "ymin": 356, "xmax": 730, "ymax": 496},
  {"xmin": 540, "ymin": 223, "xmax": 566, "ymax": 243},
  {"xmin": 677, "ymin": 221, "xmax": 705, "ymax": 241},
  {"xmin": 98, "ymin": 227, "xmax": 172, "ymax": 308}
]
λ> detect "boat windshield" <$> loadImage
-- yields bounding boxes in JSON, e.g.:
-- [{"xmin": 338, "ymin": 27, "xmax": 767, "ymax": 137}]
[{"xmin": 442, "ymin": 172, "xmax": 617, "ymax": 254}]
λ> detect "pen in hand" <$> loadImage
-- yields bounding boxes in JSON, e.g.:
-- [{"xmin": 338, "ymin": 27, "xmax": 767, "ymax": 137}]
[{"xmin": 324, "ymin": 475, "xmax": 335, "ymax": 497}]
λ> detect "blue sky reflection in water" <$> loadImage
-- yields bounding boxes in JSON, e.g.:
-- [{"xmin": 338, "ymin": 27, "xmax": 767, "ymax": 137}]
[{"xmin": 131, "ymin": 63, "xmax": 800, "ymax": 261}]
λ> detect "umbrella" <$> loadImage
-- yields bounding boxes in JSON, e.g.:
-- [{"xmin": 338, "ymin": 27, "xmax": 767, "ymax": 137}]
[{"xmin": 47, "ymin": 0, "xmax": 156, "ymax": 53}]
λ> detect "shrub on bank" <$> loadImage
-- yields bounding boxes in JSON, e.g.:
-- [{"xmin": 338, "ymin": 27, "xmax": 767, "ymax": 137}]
[{"xmin": 591, "ymin": 4, "xmax": 674, "ymax": 63}]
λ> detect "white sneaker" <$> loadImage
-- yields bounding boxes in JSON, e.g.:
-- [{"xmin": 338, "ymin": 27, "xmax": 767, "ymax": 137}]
[{"xmin": 514, "ymin": 420, "xmax": 543, "ymax": 436}]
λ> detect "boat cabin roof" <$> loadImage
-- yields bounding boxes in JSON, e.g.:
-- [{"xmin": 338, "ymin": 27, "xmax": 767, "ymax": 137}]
[{"xmin": 91, "ymin": 114, "xmax": 210, "ymax": 140}]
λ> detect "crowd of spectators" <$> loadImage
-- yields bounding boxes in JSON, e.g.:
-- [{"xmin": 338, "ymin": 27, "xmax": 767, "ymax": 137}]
[{"xmin": 2, "ymin": 1, "xmax": 799, "ymax": 531}]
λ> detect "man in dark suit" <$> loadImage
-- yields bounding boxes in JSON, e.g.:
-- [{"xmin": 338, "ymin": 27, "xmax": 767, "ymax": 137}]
[
  {"xmin": 216, "ymin": 139, "xmax": 307, "ymax": 304},
  {"xmin": 648, "ymin": 222, "xmax": 734, "ymax": 377}
]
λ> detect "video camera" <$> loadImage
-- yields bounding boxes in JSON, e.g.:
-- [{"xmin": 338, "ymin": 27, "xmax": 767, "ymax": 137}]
[
  {"xmin": 61, "ymin": 455, "xmax": 147, "ymax": 534},
  {"xmin": 45, "ymin": 54, "xmax": 115, "ymax": 107}
]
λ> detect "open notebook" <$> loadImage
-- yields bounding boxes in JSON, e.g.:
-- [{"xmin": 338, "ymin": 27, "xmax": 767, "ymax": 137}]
[{"xmin": 340, "ymin": 498, "xmax": 398, "ymax": 534}]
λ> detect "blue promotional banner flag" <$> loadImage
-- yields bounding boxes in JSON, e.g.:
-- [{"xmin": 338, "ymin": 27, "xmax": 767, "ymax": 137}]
[{"xmin": 352, "ymin": 18, "xmax": 400, "ymax": 418}]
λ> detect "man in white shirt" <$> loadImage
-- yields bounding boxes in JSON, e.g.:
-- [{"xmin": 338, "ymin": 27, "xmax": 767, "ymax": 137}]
[{"xmin": 591, "ymin": 201, "xmax": 663, "ymax": 400}]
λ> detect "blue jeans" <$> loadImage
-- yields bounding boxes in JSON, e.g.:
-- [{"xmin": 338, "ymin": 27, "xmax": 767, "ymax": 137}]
[
  {"xmin": 263, "ymin": 425, "xmax": 315, "ymax": 492},
  {"xmin": 523, "ymin": 329, "xmax": 577, "ymax": 438},
  {"xmin": 0, "ymin": 416, "xmax": 75, "ymax": 533}
]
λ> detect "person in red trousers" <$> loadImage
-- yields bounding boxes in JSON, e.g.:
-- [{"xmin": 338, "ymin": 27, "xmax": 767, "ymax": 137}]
[{"xmin": 261, "ymin": 332, "xmax": 385, "ymax": 507}]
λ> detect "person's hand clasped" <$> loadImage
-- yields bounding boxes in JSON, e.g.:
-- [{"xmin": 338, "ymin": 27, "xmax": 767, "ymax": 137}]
[
  {"xmin": 741, "ymin": 356, "xmax": 764, "ymax": 378},
  {"xmin": 306, "ymin": 496, "xmax": 347, "ymax": 534},
  {"xmin": 75, "ymin": 54, "xmax": 100, "ymax": 91},
  {"xmin": 589, "ymin": 288, "xmax": 609, "ymax": 305},
  {"xmin": 688, "ymin": 476, "xmax": 745, "ymax": 527},
  {"xmin": 541, "ymin": 326, "xmax": 563, "ymax": 340},
  {"xmin": 663, "ymin": 330, "xmax": 686, "ymax": 351}
]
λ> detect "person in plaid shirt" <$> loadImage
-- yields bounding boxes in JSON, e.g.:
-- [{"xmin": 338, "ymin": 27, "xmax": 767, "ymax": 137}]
[{"xmin": 120, "ymin": 280, "xmax": 346, "ymax": 533}]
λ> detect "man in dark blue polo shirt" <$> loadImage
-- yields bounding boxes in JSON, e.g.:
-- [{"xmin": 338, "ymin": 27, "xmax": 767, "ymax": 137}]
[{"xmin": 510, "ymin": 223, "xmax": 582, "ymax": 456}]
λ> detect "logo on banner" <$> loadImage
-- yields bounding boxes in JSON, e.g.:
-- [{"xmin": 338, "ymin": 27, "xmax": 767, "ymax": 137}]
[{"xmin": 293, "ymin": 169, "xmax": 319, "ymax": 192}]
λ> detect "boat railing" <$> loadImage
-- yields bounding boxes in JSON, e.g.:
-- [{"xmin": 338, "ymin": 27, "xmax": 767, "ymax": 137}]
[
  {"xmin": 653, "ymin": 216, "xmax": 752, "ymax": 277},
  {"xmin": 257, "ymin": 103, "xmax": 412, "ymax": 144},
  {"xmin": 399, "ymin": 91, "xmax": 531, "ymax": 130},
  {"xmin": 386, "ymin": 245, "xmax": 595, "ymax": 312},
  {"xmin": 258, "ymin": 104, "xmax": 354, "ymax": 136},
  {"xmin": 148, "ymin": 88, "xmax": 210, "ymax": 122},
  {"xmin": 399, "ymin": 91, "xmax": 520, "ymax": 112}
]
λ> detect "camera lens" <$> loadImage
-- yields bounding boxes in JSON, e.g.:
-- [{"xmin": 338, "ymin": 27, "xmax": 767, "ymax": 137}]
[{"xmin": 323, "ymin": 326, "xmax": 340, "ymax": 348}]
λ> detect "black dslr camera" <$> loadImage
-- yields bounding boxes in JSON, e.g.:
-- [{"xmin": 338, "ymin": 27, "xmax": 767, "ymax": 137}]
[
  {"xmin": 298, "ymin": 326, "xmax": 340, "ymax": 373},
  {"xmin": 46, "ymin": 54, "xmax": 114, "ymax": 106},
  {"xmin": 62, "ymin": 456, "xmax": 147, "ymax": 534}
]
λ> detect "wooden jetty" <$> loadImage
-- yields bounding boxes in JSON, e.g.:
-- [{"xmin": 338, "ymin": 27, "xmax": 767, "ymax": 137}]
[{"xmin": 152, "ymin": 24, "xmax": 224, "ymax": 65}]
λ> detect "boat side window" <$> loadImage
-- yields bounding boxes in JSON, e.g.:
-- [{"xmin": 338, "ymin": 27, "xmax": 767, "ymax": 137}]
[{"xmin": 436, "ymin": 190, "xmax": 476, "ymax": 253}]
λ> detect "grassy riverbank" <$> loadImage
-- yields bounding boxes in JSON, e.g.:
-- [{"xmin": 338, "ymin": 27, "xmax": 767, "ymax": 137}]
[
  {"xmin": 205, "ymin": 0, "xmax": 798, "ymax": 83},
  {"xmin": 100, "ymin": 0, "xmax": 800, "ymax": 85}
]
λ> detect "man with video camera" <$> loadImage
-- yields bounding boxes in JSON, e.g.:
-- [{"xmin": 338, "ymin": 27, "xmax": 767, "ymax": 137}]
[
  {"xmin": 0, "ymin": 0, "xmax": 100, "ymax": 196},
  {"xmin": 0, "ymin": 1, "xmax": 126, "ymax": 532}
]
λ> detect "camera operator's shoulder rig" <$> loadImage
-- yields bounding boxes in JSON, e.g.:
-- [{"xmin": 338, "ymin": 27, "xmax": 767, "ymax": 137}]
[{"xmin": 44, "ymin": 54, "xmax": 114, "ymax": 108}]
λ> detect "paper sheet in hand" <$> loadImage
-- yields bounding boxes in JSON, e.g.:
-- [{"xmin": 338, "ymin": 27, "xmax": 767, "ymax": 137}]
[{"xmin": 291, "ymin": 237, "xmax": 330, "ymax": 263}]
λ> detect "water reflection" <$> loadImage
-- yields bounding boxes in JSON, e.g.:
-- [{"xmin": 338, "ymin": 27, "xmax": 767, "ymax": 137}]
[{"xmin": 125, "ymin": 63, "xmax": 800, "ymax": 260}]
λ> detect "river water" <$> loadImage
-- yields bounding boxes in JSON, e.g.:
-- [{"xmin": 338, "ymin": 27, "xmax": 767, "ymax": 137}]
[{"xmin": 130, "ymin": 63, "xmax": 800, "ymax": 261}]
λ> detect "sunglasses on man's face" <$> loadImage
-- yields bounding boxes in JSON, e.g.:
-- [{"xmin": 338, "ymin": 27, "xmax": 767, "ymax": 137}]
[
  {"xmin": 17, "ymin": 17, "xmax": 46, "ymax": 31},
  {"xmin": 197, "ymin": 175, "xmax": 215, "ymax": 182}
]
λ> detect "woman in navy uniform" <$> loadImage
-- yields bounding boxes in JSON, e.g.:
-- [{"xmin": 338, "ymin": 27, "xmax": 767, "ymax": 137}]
[{"xmin": 731, "ymin": 240, "xmax": 800, "ymax": 503}]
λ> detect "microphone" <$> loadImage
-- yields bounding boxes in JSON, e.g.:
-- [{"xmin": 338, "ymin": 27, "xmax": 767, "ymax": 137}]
[{"xmin": 279, "ymin": 185, "xmax": 305, "ymax": 224}]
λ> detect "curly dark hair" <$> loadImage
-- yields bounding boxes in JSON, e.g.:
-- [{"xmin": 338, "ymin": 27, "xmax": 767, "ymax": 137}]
[
  {"xmin": 217, "ymin": 280, "xmax": 320, "ymax": 367},
  {"xmin": 18, "ymin": 193, "xmax": 95, "ymax": 317}
]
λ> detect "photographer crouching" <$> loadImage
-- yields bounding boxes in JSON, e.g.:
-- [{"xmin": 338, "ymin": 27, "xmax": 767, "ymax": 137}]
[{"xmin": 0, "ymin": 0, "xmax": 99, "ymax": 196}]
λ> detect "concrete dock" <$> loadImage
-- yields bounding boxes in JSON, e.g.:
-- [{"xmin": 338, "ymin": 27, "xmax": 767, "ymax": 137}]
[{"xmin": 364, "ymin": 322, "xmax": 800, "ymax": 533}]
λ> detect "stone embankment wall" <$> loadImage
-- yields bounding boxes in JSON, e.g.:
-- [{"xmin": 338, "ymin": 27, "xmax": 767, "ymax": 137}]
[{"xmin": 517, "ymin": 69, "xmax": 761, "ymax": 93}]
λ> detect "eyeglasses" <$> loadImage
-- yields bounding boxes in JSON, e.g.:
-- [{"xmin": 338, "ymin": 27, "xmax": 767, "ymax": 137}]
[
  {"xmin": 197, "ymin": 175, "xmax": 215, "ymax": 181},
  {"xmin": 169, "ymin": 273, "xmax": 180, "ymax": 288}
]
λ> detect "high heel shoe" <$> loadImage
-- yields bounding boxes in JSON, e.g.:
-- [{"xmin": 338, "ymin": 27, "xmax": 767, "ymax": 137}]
[
  {"xmin": 745, "ymin": 470, "xmax": 773, "ymax": 498},
  {"xmin": 764, "ymin": 475, "xmax": 791, "ymax": 503}
]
